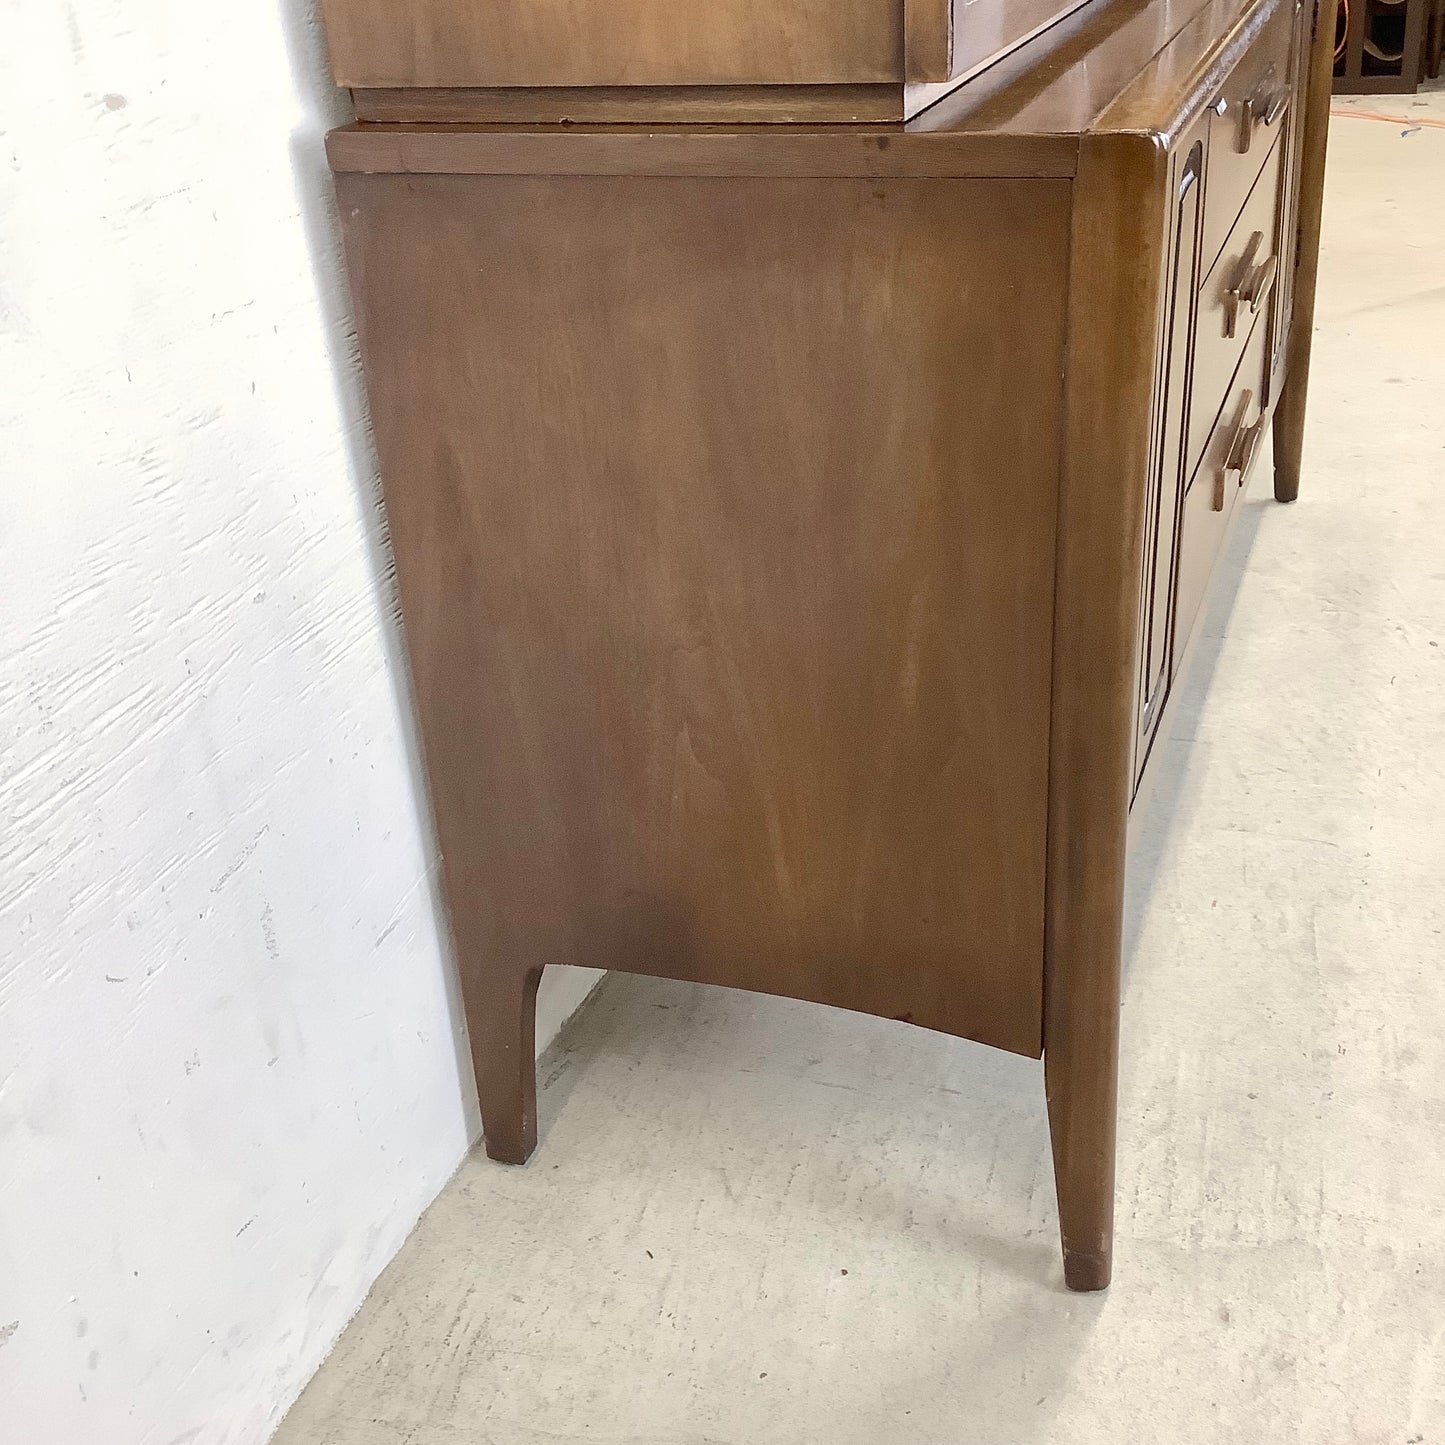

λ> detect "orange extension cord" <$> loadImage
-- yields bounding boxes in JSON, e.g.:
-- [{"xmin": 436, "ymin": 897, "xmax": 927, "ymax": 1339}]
[
  {"xmin": 1331, "ymin": 107, "xmax": 1445, "ymax": 128},
  {"xmin": 1331, "ymin": 0, "xmax": 1443, "ymax": 129}
]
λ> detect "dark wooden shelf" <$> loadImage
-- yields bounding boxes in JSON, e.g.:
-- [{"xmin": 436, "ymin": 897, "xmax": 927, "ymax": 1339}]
[{"xmin": 1333, "ymin": 0, "xmax": 1429, "ymax": 91}]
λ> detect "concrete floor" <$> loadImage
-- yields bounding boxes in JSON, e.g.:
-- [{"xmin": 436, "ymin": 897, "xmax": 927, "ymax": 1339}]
[{"xmin": 274, "ymin": 98, "xmax": 1445, "ymax": 1444}]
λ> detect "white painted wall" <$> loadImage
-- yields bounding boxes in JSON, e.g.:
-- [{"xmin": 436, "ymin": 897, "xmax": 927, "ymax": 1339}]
[{"xmin": 0, "ymin": 3, "xmax": 600, "ymax": 1441}]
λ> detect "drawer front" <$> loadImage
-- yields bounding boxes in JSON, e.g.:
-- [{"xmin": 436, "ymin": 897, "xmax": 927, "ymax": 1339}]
[
  {"xmin": 1187, "ymin": 132, "xmax": 1284, "ymax": 478},
  {"xmin": 1174, "ymin": 315, "xmax": 1270, "ymax": 658},
  {"xmin": 1200, "ymin": 0, "xmax": 1294, "ymax": 275}
]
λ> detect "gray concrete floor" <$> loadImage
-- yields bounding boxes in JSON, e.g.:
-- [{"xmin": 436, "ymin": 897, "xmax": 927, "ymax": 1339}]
[{"xmin": 275, "ymin": 98, "xmax": 1445, "ymax": 1444}]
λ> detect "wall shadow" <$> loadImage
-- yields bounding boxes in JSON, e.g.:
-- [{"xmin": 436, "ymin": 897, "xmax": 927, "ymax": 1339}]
[
  {"xmin": 274, "ymin": 0, "xmax": 481, "ymax": 1142},
  {"xmin": 1120, "ymin": 447, "xmax": 1277, "ymax": 983}
]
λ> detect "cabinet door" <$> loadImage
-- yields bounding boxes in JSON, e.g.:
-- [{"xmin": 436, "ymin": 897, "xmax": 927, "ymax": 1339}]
[{"xmin": 1134, "ymin": 137, "xmax": 1206, "ymax": 790}]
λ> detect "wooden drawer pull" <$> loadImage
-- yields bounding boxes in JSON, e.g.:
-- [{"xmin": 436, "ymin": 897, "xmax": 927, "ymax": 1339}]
[
  {"xmin": 1221, "ymin": 392, "xmax": 1265, "ymax": 505},
  {"xmin": 1236, "ymin": 77, "xmax": 1290, "ymax": 152},
  {"xmin": 1223, "ymin": 233, "xmax": 1278, "ymax": 338},
  {"xmin": 1213, "ymin": 391, "xmax": 1255, "ymax": 510}
]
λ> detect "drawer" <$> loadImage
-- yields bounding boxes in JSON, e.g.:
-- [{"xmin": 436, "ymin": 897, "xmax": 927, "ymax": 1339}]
[
  {"xmin": 1200, "ymin": 0, "xmax": 1295, "ymax": 275},
  {"xmin": 1174, "ymin": 314, "xmax": 1270, "ymax": 658},
  {"xmin": 1186, "ymin": 132, "xmax": 1283, "ymax": 478}
]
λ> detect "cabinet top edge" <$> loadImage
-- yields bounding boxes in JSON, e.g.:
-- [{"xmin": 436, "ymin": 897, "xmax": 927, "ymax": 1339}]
[
  {"xmin": 1093, "ymin": 0, "xmax": 1291, "ymax": 137},
  {"xmin": 324, "ymin": 0, "xmax": 1287, "ymax": 178},
  {"xmin": 909, "ymin": 0, "xmax": 1278, "ymax": 140},
  {"xmin": 325, "ymin": 126, "xmax": 1079, "ymax": 179}
]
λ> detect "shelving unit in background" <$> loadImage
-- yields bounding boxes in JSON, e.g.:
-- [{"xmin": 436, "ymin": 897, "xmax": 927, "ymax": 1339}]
[{"xmin": 1333, "ymin": 0, "xmax": 1431, "ymax": 91}]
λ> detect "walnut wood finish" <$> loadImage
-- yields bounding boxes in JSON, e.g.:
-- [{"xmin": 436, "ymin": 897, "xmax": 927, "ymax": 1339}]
[
  {"xmin": 1197, "ymin": 0, "xmax": 1294, "ymax": 271},
  {"xmin": 1274, "ymin": 0, "xmax": 1338, "ymax": 503},
  {"xmin": 318, "ymin": 0, "xmax": 1083, "ymax": 98},
  {"xmin": 950, "ymin": 0, "xmax": 1099, "ymax": 79},
  {"xmin": 1135, "ymin": 129, "xmax": 1206, "ymax": 787},
  {"xmin": 905, "ymin": 0, "xmax": 956, "ymax": 77},
  {"xmin": 351, "ymin": 85, "xmax": 907, "ymax": 125},
  {"xmin": 325, "ymin": 125, "xmax": 1078, "ymax": 180},
  {"xmin": 1189, "ymin": 133, "xmax": 1285, "ymax": 474},
  {"xmin": 319, "ymin": 0, "xmax": 901, "ymax": 89},
  {"xmin": 905, "ymin": 0, "xmax": 1093, "ymax": 83},
  {"xmin": 326, "ymin": 0, "xmax": 1328, "ymax": 1290},
  {"xmin": 1268, "ymin": 1, "xmax": 1311, "ymax": 393},
  {"xmin": 1044, "ymin": 131, "xmax": 1171, "ymax": 1293},
  {"xmin": 336, "ymin": 173, "xmax": 1073, "ymax": 1157}
]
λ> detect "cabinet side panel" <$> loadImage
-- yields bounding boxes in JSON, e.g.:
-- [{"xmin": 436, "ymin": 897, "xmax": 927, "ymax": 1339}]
[
  {"xmin": 336, "ymin": 172, "xmax": 1071, "ymax": 1059},
  {"xmin": 905, "ymin": 0, "xmax": 1094, "ymax": 93},
  {"xmin": 319, "ymin": 0, "xmax": 902, "ymax": 88},
  {"xmin": 951, "ymin": 0, "xmax": 1097, "ymax": 77}
]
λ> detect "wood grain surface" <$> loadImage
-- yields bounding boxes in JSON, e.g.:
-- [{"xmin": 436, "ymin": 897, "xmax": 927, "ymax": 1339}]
[
  {"xmin": 336, "ymin": 174, "xmax": 1072, "ymax": 1156},
  {"xmin": 1045, "ymin": 131, "xmax": 1171, "ymax": 1292},
  {"xmin": 324, "ymin": 0, "xmax": 1328, "ymax": 1290},
  {"xmin": 324, "ymin": 124, "xmax": 1078, "ymax": 180},
  {"xmin": 319, "ymin": 0, "xmax": 902, "ymax": 88},
  {"xmin": 1273, "ymin": 0, "xmax": 1338, "ymax": 501},
  {"xmin": 905, "ymin": 0, "xmax": 956, "ymax": 78},
  {"xmin": 948, "ymin": 0, "xmax": 1095, "ymax": 82},
  {"xmin": 350, "ymin": 84, "xmax": 907, "ymax": 125}
]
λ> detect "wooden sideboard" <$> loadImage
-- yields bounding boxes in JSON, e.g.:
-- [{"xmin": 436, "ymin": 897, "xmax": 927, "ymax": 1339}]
[{"xmin": 323, "ymin": 0, "xmax": 1335, "ymax": 1290}]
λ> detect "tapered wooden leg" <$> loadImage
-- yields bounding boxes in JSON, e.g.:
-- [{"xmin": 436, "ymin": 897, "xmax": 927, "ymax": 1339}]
[
  {"xmin": 1045, "ymin": 1006, "xmax": 1119, "ymax": 1292},
  {"xmin": 1274, "ymin": 0, "xmax": 1339, "ymax": 504},
  {"xmin": 1045, "ymin": 132, "xmax": 1168, "ymax": 1292},
  {"xmin": 1273, "ymin": 372, "xmax": 1307, "ymax": 503},
  {"xmin": 473, "ymin": 965, "xmax": 544, "ymax": 1165}
]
